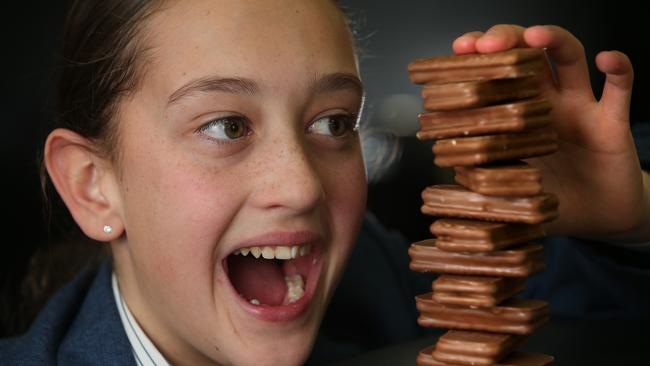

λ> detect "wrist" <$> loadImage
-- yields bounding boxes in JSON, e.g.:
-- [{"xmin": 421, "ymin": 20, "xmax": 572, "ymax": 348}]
[{"xmin": 598, "ymin": 170, "xmax": 650, "ymax": 245}]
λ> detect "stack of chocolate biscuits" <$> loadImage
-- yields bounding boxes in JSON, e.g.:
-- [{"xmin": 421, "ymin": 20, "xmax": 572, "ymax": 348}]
[{"xmin": 407, "ymin": 48, "xmax": 558, "ymax": 365}]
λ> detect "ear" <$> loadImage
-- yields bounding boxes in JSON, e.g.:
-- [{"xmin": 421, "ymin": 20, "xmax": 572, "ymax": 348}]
[{"xmin": 44, "ymin": 128, "xmax": 124, "ymax": 241}]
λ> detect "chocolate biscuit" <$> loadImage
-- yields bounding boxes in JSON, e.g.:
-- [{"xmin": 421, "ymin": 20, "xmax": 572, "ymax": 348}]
[
  {"xmin": 417, "ymin": 347, "xmax": 457, "ymax": 366},
  {"xmin": 431, "ymin": 218, "xmax": 545, "ymax": 252},
  {"xmin": 421, "ymin": 185, "xmax": 559, "ymax": 224},
  {"xmin": 433, "ymin": 330, "xmax": 525, "ymax": 366},
  {"xmin": 417, "ymin": 346, "xmax": 554, "ymax": 366},
  {"xmin": 409, "ymin": 240, "xmax": 544, "ymax": 277},
  {"xmin": 422, "ymin": 76, "xmax": 541, "ymax": 111},
  {"xmin": 455, "ymin": 161, "xmax": 543, "ymax": 196},
  {"xmin": 408, "ymin": 48, "xmax": 546, "ymax": 85},
  {"xmin": 409, "ymin": 47, "xmax": 555, "ymax": 364},
  {"xmin": 432, "ymin": 275, "xmax": 526, "ymax": 307},
  {"xmin": 432, "ymin": 130, "xmax": 558, "ymax": 167},
  {"xmin": 416, "ymin": 294, "xmax": 549, "ymax": 335},
  {"xmin": 418, "ymin": 99, "xmax": 552, "ymax": 140}
]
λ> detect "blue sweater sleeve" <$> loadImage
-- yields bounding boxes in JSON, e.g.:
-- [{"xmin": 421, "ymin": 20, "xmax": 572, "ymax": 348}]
[
  {"xmin": 632, "ymin": 121, "xmax": 650, "ymax": 170},
  {"xmin": 521, "ymin": 236, "xmax": 650, "ymax": 319}
]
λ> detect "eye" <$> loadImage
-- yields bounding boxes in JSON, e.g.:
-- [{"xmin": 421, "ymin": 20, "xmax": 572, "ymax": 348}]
[
  {"xmin": 308, "ymin": 114, "xmax": 358, "ymax": 137},
  {"xmin": 197, "ymin": 115, "xmax": 250, "ymax": 141}
]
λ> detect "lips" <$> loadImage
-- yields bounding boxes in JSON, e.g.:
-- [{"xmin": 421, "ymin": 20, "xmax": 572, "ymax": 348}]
[{"xmin": 222, "ymin": 231, "xmax": 324, "ymax": 322}]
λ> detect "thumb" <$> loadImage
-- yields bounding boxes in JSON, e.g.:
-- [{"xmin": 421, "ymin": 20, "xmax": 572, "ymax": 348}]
[{"xmin": 596, "ymin": 50, "xmax": 633, "ymax": 122}]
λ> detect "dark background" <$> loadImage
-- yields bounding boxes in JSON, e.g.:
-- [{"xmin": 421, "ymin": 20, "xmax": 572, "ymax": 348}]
[{"xmin": 1, "ymin": 0, "xmax": 647, "ymax": 337}]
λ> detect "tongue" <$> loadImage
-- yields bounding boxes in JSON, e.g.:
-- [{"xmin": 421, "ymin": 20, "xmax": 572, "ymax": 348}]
[{"xmin": 228, "ymin": 255, "xmax": 286, "ymax": 306}]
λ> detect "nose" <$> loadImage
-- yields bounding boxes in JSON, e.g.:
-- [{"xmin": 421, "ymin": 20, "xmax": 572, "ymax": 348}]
[{"xmin": 249, "ymin": 134, "xmax": 325, "ymax": 214}]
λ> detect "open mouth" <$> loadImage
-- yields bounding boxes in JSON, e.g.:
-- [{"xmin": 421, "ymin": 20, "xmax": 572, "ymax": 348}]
[{"xmin": 223, "ymin": 242, "xmax": 322, "ymax": 322}]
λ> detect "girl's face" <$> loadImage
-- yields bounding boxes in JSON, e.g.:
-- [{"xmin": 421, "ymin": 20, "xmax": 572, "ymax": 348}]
[{"xmin": 109, "ymin": 0, "xmax": 366, "ymax": 365}]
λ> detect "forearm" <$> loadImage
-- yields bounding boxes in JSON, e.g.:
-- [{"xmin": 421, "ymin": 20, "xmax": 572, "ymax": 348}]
[{"xmin": 543, "ymin": 168, "xmax": 650, "ymax": 247}]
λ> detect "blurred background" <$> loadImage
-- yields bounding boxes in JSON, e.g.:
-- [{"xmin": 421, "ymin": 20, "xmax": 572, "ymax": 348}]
[{"xmin": 1, "ymin": 0, "xmax": 647, "ymax": 338}]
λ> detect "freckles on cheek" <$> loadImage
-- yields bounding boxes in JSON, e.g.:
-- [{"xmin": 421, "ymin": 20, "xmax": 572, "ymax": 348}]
[
  {"xmin": 327, "ymin": 158, "xmax": 367, "ymax": 237},
  {"xmin": 321, "ymin": 157, "xmax": 367, "ymax": 290},
  {"xmin": 127, "ymin": 161, "xmax": 241, "ymax": 284}
]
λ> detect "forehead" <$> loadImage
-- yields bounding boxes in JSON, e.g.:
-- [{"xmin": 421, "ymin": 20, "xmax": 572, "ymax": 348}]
[{"xmin": 142, "ymin": 0, "xmax": 358, "ymax": 97}]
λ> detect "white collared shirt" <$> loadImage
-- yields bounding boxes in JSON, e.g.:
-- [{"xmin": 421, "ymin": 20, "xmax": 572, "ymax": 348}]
[{"xmin": 112, "ymin": 273, "xmax": 172, "ymax": 366}]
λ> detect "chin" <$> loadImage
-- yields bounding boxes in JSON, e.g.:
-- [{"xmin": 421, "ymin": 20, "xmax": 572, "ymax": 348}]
[{"xmin": 218, "ymin": 311, "xmax": 322, "ymax": 366}]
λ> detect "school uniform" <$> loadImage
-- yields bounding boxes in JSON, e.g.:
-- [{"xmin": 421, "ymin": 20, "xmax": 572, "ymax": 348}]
[
  {"xmin": 0, "ymin": 262, "xmax": 135, "ymax": 365},
  {"xmin": 0, "ymin": 260, "xmax": 176, "ymax": 366}
]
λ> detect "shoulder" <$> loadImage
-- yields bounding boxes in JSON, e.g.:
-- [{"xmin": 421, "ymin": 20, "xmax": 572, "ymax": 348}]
[
  {"xmin": 0, "ymin": 266, "xmax": 96, "ymax": 364},
  {"xmin": 0, "ymin": 262, "xmax": 134, "ymax": 366}
]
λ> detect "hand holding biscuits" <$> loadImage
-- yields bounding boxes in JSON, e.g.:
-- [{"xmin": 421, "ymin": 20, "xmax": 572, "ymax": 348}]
[{"xmin": 452, "ymin": 25, "xmax": 650, "ymax": 242}]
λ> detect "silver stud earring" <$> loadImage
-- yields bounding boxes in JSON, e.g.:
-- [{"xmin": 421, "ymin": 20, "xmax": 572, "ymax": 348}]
[{"xmin": 103, "ymin": 225, "xmax": 113, "ymax": 234}]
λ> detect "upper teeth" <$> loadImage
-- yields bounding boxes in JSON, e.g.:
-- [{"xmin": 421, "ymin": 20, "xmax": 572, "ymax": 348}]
[{"xmin": 233, "ymin": 244, "xmax": 312, "ymax": 259}]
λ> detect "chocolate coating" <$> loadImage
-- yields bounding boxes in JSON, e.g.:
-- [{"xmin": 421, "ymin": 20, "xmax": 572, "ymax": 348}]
[
  {"xmin": 416, "ymin": 294, "xmax": 549, "ymax": 335},
  {"xmin": 421, "ymin": 185, "xmax": 559, "ymax": 224},
  {"xmin": 431, "ymin": 218, "xmax": 545, "ymax": 252},
  {"xmin": 433, "ymin": 275, "xmax": 526, "ymax": 307},
  {"xmin": 432, "ymin": 130, "xmax": 558, "ymax": 167},
  {"xmin": 417, "ymin": 346, "xmax": 554, "ymax": 366},
  {"xmin": 422, "ymin": 76, "xmax": 541, "ymax": 111},
  {"xmin": 418, "ymin": 98, "xmax": 552, "ymax": 140},
  {"xmin": 454, "ymin": 161, "xmax": 544, "ymax": 196},
  {"xmin": 408, "ymin": 48, "xmax": 545, "ymax": 85},
  {"xmin": 409, "ymin": 239, "xmax": 545, "ymax": 277},
  {"xmin": 433, "ymin": 330, "xmax": 525, "ymax": 366}
]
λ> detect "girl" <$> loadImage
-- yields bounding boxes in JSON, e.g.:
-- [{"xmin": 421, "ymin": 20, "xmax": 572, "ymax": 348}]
[{"xmin": 2, "ymin": 0, "xmax": 649, "ymax": 365}]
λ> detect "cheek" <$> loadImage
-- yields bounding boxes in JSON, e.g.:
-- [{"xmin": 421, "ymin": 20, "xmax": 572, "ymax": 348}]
[
  {"xmin": 314, "ymin": 148, "xmax": 367, "ymax": 298},
  {"xmin": 335, "ymin": 158, "xmax": 367, "ymax": 222},
  {"xmin": 323, "ymin": 151, "xmax": 367, "ymax": 249},
  {"xmin": 120, "ymin": 151, "xmax": 246, "ymax": 285}
]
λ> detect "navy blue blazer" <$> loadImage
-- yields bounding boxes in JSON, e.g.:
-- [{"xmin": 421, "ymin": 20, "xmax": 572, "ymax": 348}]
[{"xmin": 0, "ymin": 262, "xmax": 135, "ymax": 366}]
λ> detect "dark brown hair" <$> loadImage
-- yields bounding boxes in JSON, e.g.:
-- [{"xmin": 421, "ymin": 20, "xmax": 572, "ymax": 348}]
[
  {"xmin": 41, "ymin": 0, "xmax": 165, "ymax": 238},
  {"xmin": 8, "ymin": 0, "xmax": 166, "ymax": 337},
  {"xmin": 57, "ymin": 0, "xmax": 163, "ymax": 155}
]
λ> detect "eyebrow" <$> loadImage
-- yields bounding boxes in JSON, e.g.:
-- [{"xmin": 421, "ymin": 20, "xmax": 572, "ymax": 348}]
[
  {"xmin": 311, "ymin": 72, "xmax": 364, "ymax": 99},
  {"xmin": 166, "ymin": 72, "xmax": 364, "ymax": 107},
  {"xmin": 167, "ymin": 77, "xmax": 260, "ymax": 106}
]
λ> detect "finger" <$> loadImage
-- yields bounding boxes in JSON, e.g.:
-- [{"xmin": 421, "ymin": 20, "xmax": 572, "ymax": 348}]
[
  {"xmin": 474, "ymin": 24, "xmax": 528, "ymax": 53},
  {"xmin": 523, "ymin": 25, "xmax": 592, "ymax": 94},
  {"xmin": 452, "ymin": 31, "xmax": 484, "ymax": 55},
  {"xmin": 596, "ymin": 50, "xmax": 634, "ymax": 122},
  {"xmin": 529, "ymin": 49, "xmax": 562, "ymax": 101}
]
